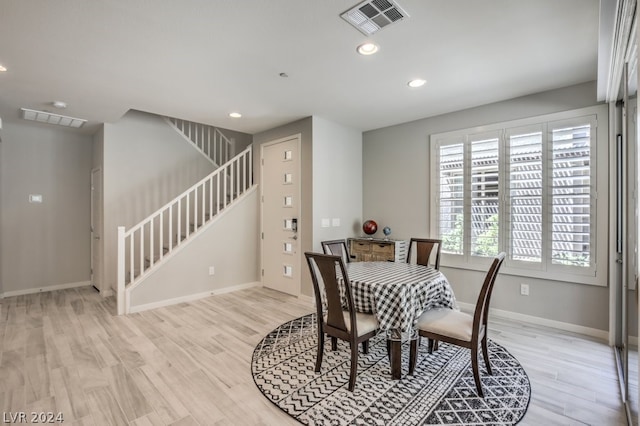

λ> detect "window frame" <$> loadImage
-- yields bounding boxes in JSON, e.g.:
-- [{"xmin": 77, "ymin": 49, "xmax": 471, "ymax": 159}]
[{"xmin": 429, "ymin": 105, "xmax": 607, "ymax": 286}]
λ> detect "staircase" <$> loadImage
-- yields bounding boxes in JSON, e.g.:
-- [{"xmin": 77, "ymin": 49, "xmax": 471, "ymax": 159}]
[
  {"xmin": 116, "ymin": 119, "xmax": 253, "ymax": 315},
  {"xmin": 165, "ymin": 117, "xmax": 234, "ymax": 167}
]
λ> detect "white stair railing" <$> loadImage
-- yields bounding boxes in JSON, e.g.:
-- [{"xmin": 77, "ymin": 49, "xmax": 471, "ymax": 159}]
[
  {"xmin": 116, "ymin": 146, "xmax": 253, "ymax": 315},
  {"xmin": 165, "ymin": 117, "xmax": 235, "ymax": 166}
]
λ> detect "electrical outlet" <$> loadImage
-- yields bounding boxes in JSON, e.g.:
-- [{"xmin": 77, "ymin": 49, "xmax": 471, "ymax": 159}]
[
  {"xmin": 520, "ymin": 283, "xmax": 529, "ymax": 296},
  {"xmin": 209, "ymin": 266, "xmax": 215, "ymax": 275}
]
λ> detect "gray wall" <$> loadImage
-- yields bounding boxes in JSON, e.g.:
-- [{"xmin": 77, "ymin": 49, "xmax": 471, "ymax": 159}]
[
  {"xmin": 0, "ymin": 121, "xmax": 93, "ymax": 295},
  {"xmin": 311, "ymin": 116, "xmax": 363, "ymax": 246},
  {"xmin": 221, "ymin": 128, "xmax": 253, "ymax": 154},
  {"xmin": 363, "ymin": 81, "xmax": 611, "ymax": 331}
]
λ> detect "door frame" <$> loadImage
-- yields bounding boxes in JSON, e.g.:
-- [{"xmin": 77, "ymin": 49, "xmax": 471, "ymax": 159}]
[
  {"xmin": 90, "ymin": 167, "xmax": 106, "ymax": 295},
  {"xmin": 260, "ymin": 134, "xmax": 302, "ymax": 296}
]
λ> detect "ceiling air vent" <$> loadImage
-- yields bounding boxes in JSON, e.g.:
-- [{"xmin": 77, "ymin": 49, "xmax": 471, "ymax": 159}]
[
  {"xmin": 341, "ymin": 0, "xmax": 409, "ymax": 36},
  {"xmin": 21, "ymin": 108, "xmax": 86, "ymax": 128}
]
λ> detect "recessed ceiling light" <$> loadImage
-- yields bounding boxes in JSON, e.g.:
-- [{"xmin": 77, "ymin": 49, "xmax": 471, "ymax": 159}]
[
  {"xmin": 0, "ymin": 65, "xmax": 7, "ymax": 72},
  {"xmin": 357, "ymin": 42, "xmax": 379, "ymax": 55},
  {"xmin": 408, "ymin": 79, "xmax": 426, "ymax": 88},
  {"xmin": 52, "ymin": 101, "xmax": 67, "ymax": 109},
  {"xmin": 229, "ymin": 112, "xmax": 242, "ymax": 118}
]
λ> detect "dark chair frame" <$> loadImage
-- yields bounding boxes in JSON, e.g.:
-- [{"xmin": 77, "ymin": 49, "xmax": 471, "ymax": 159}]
[
  {"xmin": 305, "ymin": 252, "xmax": 377, "ymax": 391},
  {"xmin": 406, "ymin": 238, "xmax": 442, "ymax": 270},
  {"xmin": 409, "ymin": 252, "xmax": 506, "ymax": 397},
  {"xmin": 321, "ymin": 239, "xmax": 351, "ymax": 264}
]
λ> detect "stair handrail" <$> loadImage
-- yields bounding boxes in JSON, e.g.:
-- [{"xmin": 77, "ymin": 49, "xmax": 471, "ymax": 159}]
[
  {"xmin": 116, "ymin": 145, "xmax": 252, "ymax": 315},
  {"xmin": 165, "ymin": 117, "xmax": 235, "ymax": 166}
]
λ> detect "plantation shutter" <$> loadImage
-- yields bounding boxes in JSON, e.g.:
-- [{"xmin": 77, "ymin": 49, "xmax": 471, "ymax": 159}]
[
  {"xmin": 506, "ymin": 129, "xmax": 543, "ymax": 264},
  {"xmin": 437, "ymin": 142, "xmax": 464, "ymax": 255},
  {"xmin": 470, "ymin": 136, "xmax": 500, "ymax": 257},
  {"xmin": 549, "ymin": 122, "xmax": 592, "ymax": 268}
]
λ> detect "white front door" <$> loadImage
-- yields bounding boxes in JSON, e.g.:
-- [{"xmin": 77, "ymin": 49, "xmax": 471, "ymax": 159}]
[{"xmin": 261, "ymin": 135, "xmax": 301, "ymax": 296}]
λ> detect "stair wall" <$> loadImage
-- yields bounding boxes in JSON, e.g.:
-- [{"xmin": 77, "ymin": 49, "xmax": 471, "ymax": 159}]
[{"xmin": 128, "ymin": 187, "xmax": 260, "ymax": 311}]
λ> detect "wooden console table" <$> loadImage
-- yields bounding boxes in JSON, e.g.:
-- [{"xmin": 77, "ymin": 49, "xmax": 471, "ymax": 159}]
[{"xmin": 348, "ymin": 238, "xmax": 407, "ymax": 262}]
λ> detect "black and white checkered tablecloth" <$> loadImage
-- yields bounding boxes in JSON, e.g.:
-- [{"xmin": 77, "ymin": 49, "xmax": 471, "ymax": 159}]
[{"xmin": 341, "ymin": 262, "xmax": 457, "ymax": 334}]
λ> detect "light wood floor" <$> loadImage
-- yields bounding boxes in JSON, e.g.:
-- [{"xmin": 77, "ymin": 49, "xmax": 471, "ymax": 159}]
[{"xmin": 0, "ymin": 286, "xmax": 631, "ymax": 425}]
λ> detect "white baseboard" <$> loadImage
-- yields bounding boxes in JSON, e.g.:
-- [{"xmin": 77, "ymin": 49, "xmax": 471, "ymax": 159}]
[
  {"xmin": 100, "ymin": 288, "xmax": 114, "ymax": 298},
  {"xmin": 457, "ymin": 302, "xmax": 610, "ymax": 341},
  {"xmin": 296, "ymin": 293, "xmax": 315, "ymax": 308},
  {"xmin": 0, "ymin": 280, "xmax": 92, "ymax": 299},
  {"xmin": 128, "ymin": 281, "xmax": 261, "ymax": 313}
]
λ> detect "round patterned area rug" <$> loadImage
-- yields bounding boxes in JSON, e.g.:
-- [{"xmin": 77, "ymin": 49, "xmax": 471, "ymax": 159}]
[{"xmin": 251, "ymin": 314, "xmax": 531, "ymax": 425}]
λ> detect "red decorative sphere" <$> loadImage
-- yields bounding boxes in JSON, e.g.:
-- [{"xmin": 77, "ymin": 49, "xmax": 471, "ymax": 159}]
[{"xmin": 362, "ymin": 219, "xmax": 378, "ymax": 235}]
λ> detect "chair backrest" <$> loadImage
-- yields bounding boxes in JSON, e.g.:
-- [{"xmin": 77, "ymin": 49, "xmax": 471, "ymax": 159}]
[
  {"xmin": 406, "ymin": 238, "xmax": 442, "ymax": 269},
  {"xmin": 472, "ymin": 252, "xmax": 506, "ymax": 339},
  {"xmin": 321, "ymin": 239, "xmax": 351, "ymax": 264},
  {"xmin": 305, "ymin": 252, "xmax": 356, "ymax": 336}
]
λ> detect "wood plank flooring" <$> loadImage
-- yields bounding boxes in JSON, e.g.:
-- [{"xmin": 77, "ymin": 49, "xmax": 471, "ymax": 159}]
[{"xmin": 0, "ymin": 286, "xmax": 631, "ymax": 425}]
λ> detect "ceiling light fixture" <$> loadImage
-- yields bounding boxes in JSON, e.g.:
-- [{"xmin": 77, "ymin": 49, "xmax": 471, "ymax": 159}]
[
  {"xmin": 229, "ymin": 112, "xmax": 242, "ymax": 118},
  {"xmin": 357, "ymin": 42, "xmax": 379, "ymax": 55},
  {"xmin": 408, "ymin": 79, "xmax": 426, "ymax": 88},
  {"xmin": 21, "ymin": 108, "xmax": 86, "ymax": 128},
  {"xmin": 0, "ymin": 65, "xmax": 6, "ymax": 72},
  {"xmin": 52, "ymin": 101, "xmax": 67, "ymax": 109}
]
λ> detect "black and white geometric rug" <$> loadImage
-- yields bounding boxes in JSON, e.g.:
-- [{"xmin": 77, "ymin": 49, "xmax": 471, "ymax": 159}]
[{"xmin": 251, "ymin": 314, "xmax": 531, "ymax": 425}]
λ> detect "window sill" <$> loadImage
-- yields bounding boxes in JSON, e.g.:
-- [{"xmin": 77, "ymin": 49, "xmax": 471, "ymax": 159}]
[{"xmin": 440, "ymin": 261, "xmax": 606, "ymax": 287}]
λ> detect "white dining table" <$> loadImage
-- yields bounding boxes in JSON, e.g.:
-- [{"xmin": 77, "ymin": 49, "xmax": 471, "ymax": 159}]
[{"xmin": 342, "ymin": 261, "xmax": 457, "ymax": 379}]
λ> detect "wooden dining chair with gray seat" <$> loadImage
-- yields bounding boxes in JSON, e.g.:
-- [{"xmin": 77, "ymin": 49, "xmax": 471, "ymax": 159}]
[
  {"xmin": 305, "ymin": 252, "xmax": 379, "ymax": 392},
  {"xmin": 409, "ymin": 252, "xmax": 506, "ymax": 397},
  {"xmin": 321, "ymin": 239, "xmax": 351, "ymax": 264},
  {"xmin": 406, "ymin": 238, "xmax": 442, "ymax": 270}
]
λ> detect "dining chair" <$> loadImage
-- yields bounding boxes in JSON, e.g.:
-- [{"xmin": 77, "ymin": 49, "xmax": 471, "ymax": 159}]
[
  {"xmin": 409, "ymin": 252, "xmax": 506, "ymax": 397},
  {"xmin": 305, "ymin": 252, "xmax": 379, "ymax": 392},
  {"xmin": 406, "ymin": 238, "xmax": 442, "ymax": 270},
  {"xmin": 321, "ymin": 239, "xmax": 351, "ymax": 264}
]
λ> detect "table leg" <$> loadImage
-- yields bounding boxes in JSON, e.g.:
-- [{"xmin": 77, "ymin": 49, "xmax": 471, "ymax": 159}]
[{"xmin": 389, "ymin": 339, "xmax": 402, "ymax": 379}]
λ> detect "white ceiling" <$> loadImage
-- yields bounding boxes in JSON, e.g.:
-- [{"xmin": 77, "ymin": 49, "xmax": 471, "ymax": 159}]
[{"xmin": 0, "ymin": 0, "xmax": 600, "ymax": 135}]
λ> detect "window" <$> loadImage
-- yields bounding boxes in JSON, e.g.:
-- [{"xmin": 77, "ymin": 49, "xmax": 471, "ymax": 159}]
[{"xmin": 431, "ymin": 106, "xmax": 606, "ymax": 285}]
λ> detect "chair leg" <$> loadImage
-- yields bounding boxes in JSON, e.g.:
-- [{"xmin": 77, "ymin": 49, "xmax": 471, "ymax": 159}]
[
  {"xmin": 348, "ymin": 342, "xmax": 358, "ymax": 392},
  {"xmin": 481, "ymin": 335, "xmax": 492, "ymax": 375},
  {"xmin": 471, "ymin": 347, "xmax": 484, "ymax": 398},
  {"xmin": 315, "ymin": 330, "xmax": 324, "ymax": 372},
  {"xmin": 362, "ymin": 340, "xmax": 369, "ymax": 354},
  {"xmin": 386, "ymin": 339, "xmax": 391, "ymax": 361},
  {"xmin": 331, "ymin": 336, "xmax": 337, "ymax": 351},
  {"xmin": 427, "ymin": 338, "xmax": 435, "ymax": 354},
  {"xmin": 433, "ymin": 340, "xmax": 439, "ymax": 351},
  {"xmin": 409, "ymin": 338, "xmax": 418, "ymax": 375}
]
